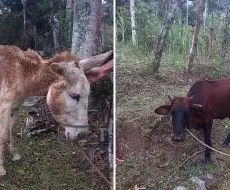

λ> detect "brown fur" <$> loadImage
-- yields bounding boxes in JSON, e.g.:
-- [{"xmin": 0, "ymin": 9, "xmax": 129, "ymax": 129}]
[
  {"xmin": 0, "ymin": 45, "xmax": 90, "ymax": 176},
  {"xmin": 156, "ymin": 78, "xmax": 230, "ymax": 163},
  {"xmin": 44, "ymin": 51, "xmax": 79, "ymax": 66}
]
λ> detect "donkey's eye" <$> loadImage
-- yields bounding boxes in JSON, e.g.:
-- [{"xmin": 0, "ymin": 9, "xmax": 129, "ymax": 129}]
[{"xmin": 69, "ymin": 93, "xmax": 80, "ymax": 101}]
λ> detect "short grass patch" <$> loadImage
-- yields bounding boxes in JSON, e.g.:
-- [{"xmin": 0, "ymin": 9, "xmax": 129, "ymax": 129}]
[{"xmin": 116, "ymin": 46, "xmax": 230, "ymax": 190}]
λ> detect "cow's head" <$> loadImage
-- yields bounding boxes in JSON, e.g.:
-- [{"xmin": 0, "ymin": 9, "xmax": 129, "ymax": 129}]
[
  {"xmin": 46, "ymin": 51, "xmax": 113, "ymax": 141},
  {"xmin": 155, "ymin": 96, "xmax": 203, "ymax": 142}
]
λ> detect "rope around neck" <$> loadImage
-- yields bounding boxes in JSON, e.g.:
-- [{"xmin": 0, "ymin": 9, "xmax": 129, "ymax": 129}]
[{"xmin": 186, "ymin": 129, "xmax": 230, "ymax": 157}]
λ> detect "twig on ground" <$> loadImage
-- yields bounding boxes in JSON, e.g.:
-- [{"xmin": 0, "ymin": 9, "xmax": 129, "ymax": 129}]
[
  {"xmin": 75, "ymin": 141, "xmax": 112, "ymax": 187},
  {"xmin": 165, "ymin": 150, "xmax": 203, "ymax": 188}
]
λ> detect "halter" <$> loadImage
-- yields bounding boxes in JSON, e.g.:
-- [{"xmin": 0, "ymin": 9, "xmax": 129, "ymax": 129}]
[{"xmin": 62, "ymin": 124, "xmax": 89, "ymax": 128}]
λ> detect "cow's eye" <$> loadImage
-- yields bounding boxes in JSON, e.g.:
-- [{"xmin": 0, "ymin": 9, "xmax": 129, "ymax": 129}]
[{"xmin": 69, "ymin": 93, "xmax": 80, "ymax": 101}]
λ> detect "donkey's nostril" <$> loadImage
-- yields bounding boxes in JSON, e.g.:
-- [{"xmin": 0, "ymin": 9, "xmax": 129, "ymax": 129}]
[
  {"xmin": 77, "ymin": 131, "xmax": 88, "ymax": 140},
  {"xmin": 65, "ymin": 131, "xmax": 77, "ymax": 142}
]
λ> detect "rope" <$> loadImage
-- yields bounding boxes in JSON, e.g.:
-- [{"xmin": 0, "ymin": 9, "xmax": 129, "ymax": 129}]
[
  {"xmin": 75, "ymin": 141, "xmax": 112, "ymax": 187},
  {"xmin": 186, "ymin": 128, "xmax": 230, "ymax": 157}
]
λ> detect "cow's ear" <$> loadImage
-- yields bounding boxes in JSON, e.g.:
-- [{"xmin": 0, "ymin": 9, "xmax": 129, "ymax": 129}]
[
  {"xmin": 155, "ymin": 105, "xmax": 171, "ymax": 115},
  {"xmin": 190, "ymin": 104, "xmax": 203, "ymax": 112}
]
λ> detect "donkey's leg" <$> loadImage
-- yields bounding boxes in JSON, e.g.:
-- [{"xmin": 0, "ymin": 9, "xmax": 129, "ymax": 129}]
[
  {"xmin": 0, "ymin": 106, "xmax": 11, "ymax": 176},
  {"xmin": 10, "ymin": 108, "xmax": 21, "ymax": 161}
]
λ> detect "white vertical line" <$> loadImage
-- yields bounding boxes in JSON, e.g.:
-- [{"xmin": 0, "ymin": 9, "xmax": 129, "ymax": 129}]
[{"xmin": 113, "ymin": 0, "xmax": 116, "ymax": 189}]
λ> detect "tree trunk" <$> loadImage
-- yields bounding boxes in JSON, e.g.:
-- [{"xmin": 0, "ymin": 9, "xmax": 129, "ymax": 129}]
[
  {"xmin": 130, "ymin": 0, "xmax": 136, "ymax": 45},
  {"xmin": 50, "ymin": 0, "xmax": 59, "ymax": 52},
  {"xmin": 186, "ymin": 0, "xmax": 202, "ymax": 74},
  {"xmin": 71, "ymin": 0, "xmax": 102, "ymax": 59},
  {"xmin": 208, "ymin": 13, "xmax": 214, "ymax": 65},
  {"xmin": 153, "ymin": 0, "xmax": 179, "ymax": 71},
  {"xmin": 220, "ymin": 9, "xmax": 230, "ymax": 64},
  {"xmin": 66, "ymin": 0, "xmax": 74, "ymax": 47},
  {"xmin": 22, "ymin": 0, "xmax": 26, "ymax": 36},
  {"xmin": 117, "ymin": 10, "xmax": 125, "ymax": 43},
  {"xmin": 186, "ymin": 0, "xmax": 189, "ymax": 25},
  {"xmin": 203, "ymin": 0, "xmax": 208, "ymax": 27}
]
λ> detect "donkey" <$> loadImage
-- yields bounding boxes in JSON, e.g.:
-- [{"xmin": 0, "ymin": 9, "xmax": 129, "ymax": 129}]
[{"xmin": 0, "ymin": 45, "xmax": 112, "ymax": 177}]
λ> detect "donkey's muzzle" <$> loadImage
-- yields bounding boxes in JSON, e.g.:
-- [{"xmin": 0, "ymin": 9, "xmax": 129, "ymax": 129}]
[{"xmin": 65, "ymin": 125, "xmax": 89, "ymax": 142}]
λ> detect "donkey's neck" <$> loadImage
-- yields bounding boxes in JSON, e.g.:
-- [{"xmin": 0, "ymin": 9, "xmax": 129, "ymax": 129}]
[{"xmin": 25, "ymin": 63, "xmax": 59, "ymax": 97}]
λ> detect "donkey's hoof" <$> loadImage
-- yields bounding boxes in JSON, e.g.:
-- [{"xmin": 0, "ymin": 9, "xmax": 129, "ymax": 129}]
[
  {"xmin": 0, "ymin": 174, "xmax": 6, "ymax": 181},
  {"xmin": 12, "ymin": 154, "xmax": 21, "ymax": 161},
  {"xmin": 0, "ymin": 169, "xmax": 6, "ymax": 179}
]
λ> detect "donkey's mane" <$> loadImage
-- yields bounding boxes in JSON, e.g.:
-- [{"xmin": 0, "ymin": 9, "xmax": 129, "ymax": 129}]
[
  {"xmin": 24, "ymin": 50, "xmax": 78, "ymax": 65},
  {"xmin": 24, "ymin": 49, "xmax": 43, "ymax": 63},
  {"xmin": 0, "ymin": 45, "xmax": 78, "ymax": 67},
  {"xmin": 44, "ymin": 51, "xmax": 79, "ymax": 65}
]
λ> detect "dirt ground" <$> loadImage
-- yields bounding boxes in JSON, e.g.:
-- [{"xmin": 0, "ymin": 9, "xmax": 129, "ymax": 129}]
[
  {"xmin": 1, "ymin": 81, "xmax": 112, "ymax": 190},
  {"xmin": 116, "ymin": 54, "xmax": 230, "ymax": 190}
]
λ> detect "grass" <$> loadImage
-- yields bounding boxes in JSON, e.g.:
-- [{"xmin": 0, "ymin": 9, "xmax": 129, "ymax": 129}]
[
  {"xmin": 1, "ymin": 134, "xmax": 111, "ymax": 190},
  {"xmin": 116, "ymin": 43, "xmax": 230, "ymax": 190},
  {"xmin": 0, "ymin": 98, "xmax": 111, "ymax": 190}
]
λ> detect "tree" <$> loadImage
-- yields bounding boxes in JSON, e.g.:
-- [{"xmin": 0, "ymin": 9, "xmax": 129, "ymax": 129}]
[
  {"xmin": 186, "ymin": 0, "xmax": 202, "ymax": 74},
  {"xmin": 153, "ymin": 0, "xmax": 183, "ymax": 71},
  {"xmin": 220, "ymin": 5, "xmax": 230, "ymax": 63},
  {"xmin": 71, "ymin": 0, "xmax": 102, "ymax": 59},
  {"xmin": 130, "ymin": 0, "xmax": 136, "ymax": 45},
  {"xmin": 65, "ymin": 0, "xmax": 74, "ymax": 47},
  {"xmin": 203, "ymin": 0, "xmax": 208, "ymax": 27},
  {"xmin": 186, "ymin": 0, "xmax": 189, "ymax": 25},
  {"xmin": 208, "ymin": 13, "xmax": 214, "ymax": 65},
  {"xmin": 50, "ymin": 0, "xmax": 59, "ymax": 52}
]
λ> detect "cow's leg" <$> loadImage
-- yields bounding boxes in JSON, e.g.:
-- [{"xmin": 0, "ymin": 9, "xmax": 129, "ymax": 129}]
[
  {"xmin": 202, "ymin": 120, "xmax": 213, "ymax": 164},
  {"xmin": 0, "ymin": 106, "xmax": 11, "ymax": 176},
  {"xmin": 9, "ymin": 108, "xmax": 21, "ymax": 161},
  {"xmin": 223, "ymin": 133, "xmax": 230, "ymax": 147}
]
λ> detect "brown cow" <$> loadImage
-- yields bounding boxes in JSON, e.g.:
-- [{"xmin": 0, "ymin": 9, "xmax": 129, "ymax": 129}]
[{"xmin": 155, "ymin": 79, "xmax": 230, "ymax": 164}]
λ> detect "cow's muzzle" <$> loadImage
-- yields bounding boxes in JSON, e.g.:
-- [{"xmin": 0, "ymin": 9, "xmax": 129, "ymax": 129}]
[{"xmin": 171, "ymin": 133, "xmax": 184, "ymax": 142}]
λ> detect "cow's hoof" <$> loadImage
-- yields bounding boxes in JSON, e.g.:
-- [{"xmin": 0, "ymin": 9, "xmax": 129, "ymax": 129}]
[
  {"xmin": 201, "ymin": 158, "xmax": 211, "ymax": 165},
  {"xmin": 0, "ymin": 174, "xmax": 6, "ymax": 181},
  {"xmin": 223, "ymin": 135, "xmax": 230, "ymax": 147},
  {"xmin": 223, "ymin": 142, "xmax": 228, "ymax": 147},
  {"xmin": 12, "ymin": 154, "xmax": 21, "ymax": 161},
  {"xmin": 223, "ymin": 140, "xmax": 230, "ymax": 147}
]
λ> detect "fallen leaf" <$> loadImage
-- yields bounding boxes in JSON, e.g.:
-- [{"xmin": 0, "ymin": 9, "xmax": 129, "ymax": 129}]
[{"xmin": 17, "ymin": 169, "xmax": 25, "ymax": 175}]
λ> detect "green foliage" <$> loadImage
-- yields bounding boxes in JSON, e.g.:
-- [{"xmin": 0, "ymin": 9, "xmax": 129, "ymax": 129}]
[
  {"xmin": 171, "ymin": 58, "xmax": 186, "ymax": 71},
  {"xmin": 210, "ymin": 58, "xmax": 230, "ymax": 79},
  {"xmin": 0, "ymin": 0, "xmax": 112, "ymax": 55},
  {"xmin": 116, "ymin": 6, "xmax": 132, "ymax": 43},
  {"xmin": 117, "ymin": 0, "xmax": 230, "ymax": 73}
]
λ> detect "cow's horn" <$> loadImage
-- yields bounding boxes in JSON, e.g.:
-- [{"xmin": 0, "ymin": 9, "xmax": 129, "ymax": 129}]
[
  {"xmin": 188, "ymin": 95, "xmax": 194, "ymax": 100},
  {"xmin": 168, "ymin": 95, "xmax": 172, "ymax": 102}
]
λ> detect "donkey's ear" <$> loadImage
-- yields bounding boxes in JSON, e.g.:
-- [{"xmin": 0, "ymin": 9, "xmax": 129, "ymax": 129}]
[
  {"xmin": 155, "ymin": 105, "xmax": 171, "ymax": 115},
  {"xmin": 50, "ymin": 63, "xmax": 66, "ymax": 76}
]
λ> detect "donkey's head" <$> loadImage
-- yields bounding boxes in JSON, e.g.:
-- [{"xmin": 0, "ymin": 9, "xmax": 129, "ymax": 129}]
[{"xmin": 46, "ymin": 51, "xmax": 113, "ymax": 141}]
